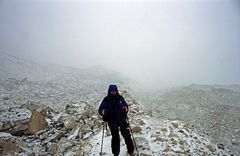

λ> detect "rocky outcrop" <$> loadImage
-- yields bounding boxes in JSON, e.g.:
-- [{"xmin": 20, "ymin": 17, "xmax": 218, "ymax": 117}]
[
  {"xmin": 0, "ymin": 107, "xmax": 32, "ymax": 135},
  {"xmin": 28, "ymin": 109, "xmax": 48, "ymax": 135},
  {"xmin": 148, "ymin": 85, "xmax": 240, "ymax": 154},
  {"xmin": 59, "ymin": 114, "xmax": 78, "ymax": 130},
  {"xmin": 0, "ymin": 105, "xmax": 48, "ymax": 136}
]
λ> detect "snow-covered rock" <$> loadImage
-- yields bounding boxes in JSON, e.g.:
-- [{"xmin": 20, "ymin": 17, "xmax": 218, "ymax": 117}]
[
  {"xmin": 60, "ymin": 115, "xmax": 78, "ymax": 130},
  {"xmin": 0, "ymin": 106, "xmax": 48, "ymax": 136},
  {"xmin": 0, "ymin": 107, "xmax": 32, "ymax": 134}
]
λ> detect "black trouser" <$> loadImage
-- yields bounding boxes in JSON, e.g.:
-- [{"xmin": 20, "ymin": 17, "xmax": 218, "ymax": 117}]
[{"xmin": 110, "ymin": 123, "xmax": 134, "ymax": 155}]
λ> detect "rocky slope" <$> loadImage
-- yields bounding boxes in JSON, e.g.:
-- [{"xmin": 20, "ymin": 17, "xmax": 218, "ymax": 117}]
[
  {"xmin": 146, "ymin": 84, "xmax": 240, "ymax": 155},
  {"xmin": 0, "ymin": 52, "xmax": 133, "ymax": 155},
  {"xmin": 0, "ymin": 90, "xmax": 234, "ymax": 156},
  {"xmin": 0, "ymin": 53, "xmax": 238, "ymax": 155},
  {"xmin": 0, "ymin": 52, "xmax": 131, "ymax": 111}
]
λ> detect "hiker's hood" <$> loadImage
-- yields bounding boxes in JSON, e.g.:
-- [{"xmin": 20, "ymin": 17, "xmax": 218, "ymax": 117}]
[{"xmin": 107, "ymin": 84, "xmax": 119, "ymax": 96}]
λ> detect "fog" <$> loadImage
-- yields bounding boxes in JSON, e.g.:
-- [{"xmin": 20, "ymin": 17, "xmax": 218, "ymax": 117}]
[{"xmin": 0, "ymin": 0, "xmax": 240, "ymax": 89}]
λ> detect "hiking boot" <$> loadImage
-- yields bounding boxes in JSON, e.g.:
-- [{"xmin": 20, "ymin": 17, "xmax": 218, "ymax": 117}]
[{"xmin": 129, "ymin": 152, "xmax": 135, "ymax": 156}]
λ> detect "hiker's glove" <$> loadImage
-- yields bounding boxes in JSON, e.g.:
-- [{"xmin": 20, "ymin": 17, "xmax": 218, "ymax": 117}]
[
  {"xmin": 102, "ymin": 109, "xmax": 109, "ymax": 116},
  {"xmin": 122, "ymin": 106, "xmax": 128, "ymax": 113}
]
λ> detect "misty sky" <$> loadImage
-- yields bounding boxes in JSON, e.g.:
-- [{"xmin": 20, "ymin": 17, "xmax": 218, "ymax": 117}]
[{"xmin": 0, "ymin": 0, "xmax": 240, "ymax": 88}]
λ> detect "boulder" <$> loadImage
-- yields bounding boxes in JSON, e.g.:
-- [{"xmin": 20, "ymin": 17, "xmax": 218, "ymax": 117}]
[
  {"xmin": 0, "ymin": 107, "xmax": 32, "ymax": 134},
  {"xmin": 65, "ymin": 102, "xmax": 86, "ymax": 116},
  {"xmin": 60, "ymin": 115, "xmax": 78, "ymax": 130},
  {"xmin": 0, "ymin": 107, "xmax": 32, "ymax": 123},
  {"xmin": 0, "ymin": 107, "xmax": 48, "ymax": 135},
  {"xmin": 28, "ymin": 109, "xmax": 48, "ymax": 135}
]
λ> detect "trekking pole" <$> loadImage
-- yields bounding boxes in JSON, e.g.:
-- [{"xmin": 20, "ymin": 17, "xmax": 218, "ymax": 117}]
[
  {"xmin": 100, "ymin": 122, "xmax": 106, "ymax": 155},
  {"xmin": 126, "ymin": 117, "xmax": 139, "ymax": 156}
]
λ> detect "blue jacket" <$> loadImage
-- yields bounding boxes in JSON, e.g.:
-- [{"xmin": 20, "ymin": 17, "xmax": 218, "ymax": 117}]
[{"xmin": 98, "ymin": 85, "xmax": 128, "ymax": 128}]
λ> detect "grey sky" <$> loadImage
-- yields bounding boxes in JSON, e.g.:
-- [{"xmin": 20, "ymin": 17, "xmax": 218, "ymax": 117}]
[{"xmin": 0, "ymin": 0, "xmax": 239, "ymax": 89}]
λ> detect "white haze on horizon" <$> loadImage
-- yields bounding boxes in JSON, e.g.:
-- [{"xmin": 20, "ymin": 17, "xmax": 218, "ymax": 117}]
[{"xmin": 0, "ymin": 0, "xmax": 240, "ymax": 89}]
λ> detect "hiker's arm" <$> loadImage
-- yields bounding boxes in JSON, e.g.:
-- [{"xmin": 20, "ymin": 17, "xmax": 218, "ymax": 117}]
[
  {"xmin": 98, "ymin": 98, "xmax": 107, "ymax": 116},
  {"xmin": 121, "ymin": 97, "xmax": 129, "ymax": 113}
]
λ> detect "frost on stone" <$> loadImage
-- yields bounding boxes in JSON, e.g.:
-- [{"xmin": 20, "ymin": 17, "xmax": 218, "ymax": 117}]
[
  {"xmin": 0, "ymin": 107, "xmax": 32, "ymax": 123},
  {"xmin": 0, "ymin": 132, "xmax": 13, "ymax": 139}
]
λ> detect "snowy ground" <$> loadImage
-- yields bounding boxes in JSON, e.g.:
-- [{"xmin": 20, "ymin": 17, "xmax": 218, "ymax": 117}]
[
  {"xmin": 87, "ymin": 116, "xmax": 233, "ymax": 156},
  {"xmin": 89, "ymin": 129, "xmax": 128, "ymax": 156}
]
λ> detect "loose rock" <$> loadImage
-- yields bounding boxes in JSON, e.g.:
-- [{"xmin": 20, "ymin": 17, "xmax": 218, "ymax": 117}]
[{"xmin": 132, "ymin": 126, "xmax": 142, "ymax": 133}]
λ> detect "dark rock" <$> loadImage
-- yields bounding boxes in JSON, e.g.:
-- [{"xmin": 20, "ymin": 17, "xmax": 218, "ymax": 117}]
[
  {"xmin": 2, "ymin": 96, "xmax": 9, "ymax": 100},
  {"xmin": 47, "ymin": 132, "xmax": 65, "ymax": 142},
  {"xmin": 217, "ymin": 143, "xmax": 224, "ymax": 150},
  {"xmin": 162, "ymin": 147, "xmax": 169, "ymax": 152},
  {"xmin": 207, "ymin": 144, "xmax": 216, "ymax": 152}
]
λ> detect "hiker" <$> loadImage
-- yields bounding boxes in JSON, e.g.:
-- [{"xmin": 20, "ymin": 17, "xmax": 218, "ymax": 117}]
[{"xmin": 98, "ymin": 84, "xmax": 135, "ymax": 156}]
